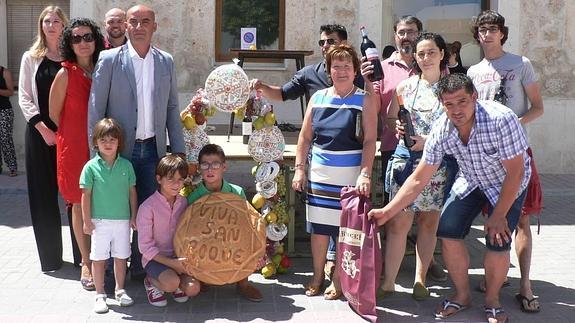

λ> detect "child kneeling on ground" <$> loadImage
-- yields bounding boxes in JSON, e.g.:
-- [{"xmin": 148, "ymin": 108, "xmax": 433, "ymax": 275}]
[
  {"xmin": 137, "ymin": 154, "xmax": 201, "ymax": 307},
  {"xmin": 80, "ymin": 118, "xmax": 136, "ymax": 313},
  {"xmin": 187, "ymin": 144, "xmax": 263, "ymax": 302}
]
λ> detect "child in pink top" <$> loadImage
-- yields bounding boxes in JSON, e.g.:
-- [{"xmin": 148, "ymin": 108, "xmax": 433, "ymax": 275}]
[{"xmin": 136, "ymin": 155, "xmax": 200, "ymax": 307}]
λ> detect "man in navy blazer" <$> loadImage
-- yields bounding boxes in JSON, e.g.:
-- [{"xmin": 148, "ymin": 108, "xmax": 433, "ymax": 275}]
[{"xmin": 88, "ymin": 4, "xmax": 185, "ymax": 281}]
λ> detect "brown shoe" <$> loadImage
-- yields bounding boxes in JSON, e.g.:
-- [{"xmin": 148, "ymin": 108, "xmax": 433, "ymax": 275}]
[{"xmin": 237, "ymin": 283, "xmax": 263, "ymax": 302}]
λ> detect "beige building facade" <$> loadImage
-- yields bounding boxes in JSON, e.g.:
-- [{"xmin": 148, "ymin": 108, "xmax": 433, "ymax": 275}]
[{"xmin": 0, "ymin": 0, "xmax": 571, "ymax": 173}]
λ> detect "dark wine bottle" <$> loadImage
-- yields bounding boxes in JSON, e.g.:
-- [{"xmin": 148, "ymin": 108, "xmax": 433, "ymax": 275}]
[
  {"xmin": 397, "ymin": 95, "xmax": 415, "ymax": 147},
  {"xmin": 242, "ymin": 115, "xmax": 252, "ymax": 144},
  {"xmin": 360, "ymin": 26, "xmax": 384, "ymax": 82},
  {"xmin": 494, "ymin": 78, "xmax": 508, "ymax": 105}
]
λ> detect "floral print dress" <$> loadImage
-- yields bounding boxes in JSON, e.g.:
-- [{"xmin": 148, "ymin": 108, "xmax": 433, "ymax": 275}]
[{"xmin": 388, "ymin": 75, "xmax": 448, "ymax": 212}]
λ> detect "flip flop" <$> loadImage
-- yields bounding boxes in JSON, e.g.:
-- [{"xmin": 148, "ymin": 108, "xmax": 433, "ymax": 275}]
[
  {"xmin": 434, "ymin": 299, "xmax": 469, "ymax": 319},
  {"xmin": 485, "ymin": 306, "xmax": 508, "ymax": 323},
  {"xmin": 515, "ymin": 293, "xmax": 541, "ymax": 313}
]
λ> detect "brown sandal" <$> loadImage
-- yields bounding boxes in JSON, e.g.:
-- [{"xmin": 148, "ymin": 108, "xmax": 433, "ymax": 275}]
[{"xmin": 324, "ymin": 283, "xmax": 342, "ymax": 300}]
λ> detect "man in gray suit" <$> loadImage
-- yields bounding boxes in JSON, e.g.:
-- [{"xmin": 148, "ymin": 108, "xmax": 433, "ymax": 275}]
[{"xmin": 88, "ymin": 4, "xmax": 185, "ymax": 281}]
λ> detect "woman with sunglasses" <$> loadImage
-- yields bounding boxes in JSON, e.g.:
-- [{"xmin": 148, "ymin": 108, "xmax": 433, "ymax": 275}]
[
  {"xmin": 381, "ymin": 32, "xmax": 450, "ymax": 301},
  {"xmin": 49, "ymin": 18, "xmax": 105, "ymax": 290},
  {"xmin": 18, "ymin": 6, "xmax": 68, "ymax": 273}
]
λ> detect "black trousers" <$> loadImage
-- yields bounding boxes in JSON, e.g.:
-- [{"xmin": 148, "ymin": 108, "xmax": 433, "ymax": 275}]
[{"xmin": 25, "ymin": 125, "xmax": 63, "ymax": 271}]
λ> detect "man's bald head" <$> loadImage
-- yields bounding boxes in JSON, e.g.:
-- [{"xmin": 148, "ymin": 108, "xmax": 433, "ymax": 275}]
[
  {"xmin": 126, "ymin": 5, "xmax": 155, "ymax": 21},
  {"xmin": 105, "ymin": 7, "xmax": 125, "ymax": 20}
]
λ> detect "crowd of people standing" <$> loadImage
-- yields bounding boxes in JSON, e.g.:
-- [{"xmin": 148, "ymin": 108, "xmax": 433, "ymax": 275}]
[{"xmin": 12, "ymin": 4, "xmax": 544, "ymax": 322}]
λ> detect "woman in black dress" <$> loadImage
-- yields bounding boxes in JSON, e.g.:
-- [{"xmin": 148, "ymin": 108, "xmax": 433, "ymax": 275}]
[{"xmin": 18, "ymin": 6, "xmax": 69, "ymax": 272}]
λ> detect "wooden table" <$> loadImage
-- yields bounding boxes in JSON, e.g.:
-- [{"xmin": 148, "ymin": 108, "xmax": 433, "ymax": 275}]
[{"xmin": 227, "ymin": 49, "xmax": 315, "ymax": 140}]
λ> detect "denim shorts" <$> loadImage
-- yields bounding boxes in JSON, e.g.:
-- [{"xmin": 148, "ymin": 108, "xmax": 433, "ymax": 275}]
[
  {"xmin": 145, "ymin": 260, "xmax": 172, "ymax": 280},
  {"xmin": 437, "ymin": 188, "xmax": 526, "ymax": 251}
]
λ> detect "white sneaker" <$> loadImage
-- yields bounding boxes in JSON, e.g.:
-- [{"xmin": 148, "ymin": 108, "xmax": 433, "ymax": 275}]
[
  {"xmin": 172, "ymin": 288, "xmax": 189, "ymax": 303},
  {"xmin": 115, "ymin": 289, "xmax": 134, "ymax": 307},
  {"xmin": 94, "ymin": 294, "xmax": 109, "ymax": 314}
]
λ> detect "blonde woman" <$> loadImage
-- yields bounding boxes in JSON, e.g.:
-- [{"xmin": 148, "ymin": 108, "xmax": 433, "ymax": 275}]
[{"xmin": 18, "ymin": 6, "xmax": 68, "ymax": 272}]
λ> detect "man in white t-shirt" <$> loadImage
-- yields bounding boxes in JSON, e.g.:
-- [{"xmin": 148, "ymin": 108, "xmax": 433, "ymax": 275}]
[{"xmin": 467, "ymin": 10, "xmax": 544, "ymax": 314}]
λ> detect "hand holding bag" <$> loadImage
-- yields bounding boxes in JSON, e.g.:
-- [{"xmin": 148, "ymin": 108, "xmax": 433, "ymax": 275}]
[{"xmin": 338, "ymin": 186, "xmax": 382, "ymax": 323}]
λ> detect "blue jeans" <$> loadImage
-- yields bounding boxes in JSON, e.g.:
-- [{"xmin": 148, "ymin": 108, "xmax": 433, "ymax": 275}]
[
  {"xmin": 437, "ymin": 187, "xmax": 526, "ymax": 251},
  {"xmin": 129, "ymin": 138, "xmax": 160, "ymax": 273}
]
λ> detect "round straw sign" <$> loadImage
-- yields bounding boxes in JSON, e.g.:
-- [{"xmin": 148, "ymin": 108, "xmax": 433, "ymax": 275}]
[
  {"xmin": 173, "ymin": 193, "xmax": 266, "ymax": 285},
  {"xmin": 204, "ymin": 64, "xmax": 250, "ymax": 112}
]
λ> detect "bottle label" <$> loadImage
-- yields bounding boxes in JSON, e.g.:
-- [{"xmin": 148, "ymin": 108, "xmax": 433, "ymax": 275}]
[
  {"xmin": 242, "ymin": 121, "xmax": 252, "ymax": 136},
  {"xmin": 365, "ymin": 47, "xmax": 379, "ymax": 60}
]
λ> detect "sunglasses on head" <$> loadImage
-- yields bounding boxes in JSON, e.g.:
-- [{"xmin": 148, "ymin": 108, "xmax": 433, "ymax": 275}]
[
  {"xmin": 318, "ymin": 38, "xmax": 337, "ymax": 47},
  {"xmin": 71, "ymin": 33, "xmax": 95, "ymax": 44}
]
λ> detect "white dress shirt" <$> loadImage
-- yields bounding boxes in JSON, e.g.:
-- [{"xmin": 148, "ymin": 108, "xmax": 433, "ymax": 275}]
[{"xmin": 128, "ymin": 41, "xmax": 155, "ymax": 140}]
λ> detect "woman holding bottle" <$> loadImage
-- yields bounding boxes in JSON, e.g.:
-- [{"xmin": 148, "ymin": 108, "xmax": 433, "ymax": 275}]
[{"xmin": 381, "ymin": 32, "xmax": 450, "ymax": 300}]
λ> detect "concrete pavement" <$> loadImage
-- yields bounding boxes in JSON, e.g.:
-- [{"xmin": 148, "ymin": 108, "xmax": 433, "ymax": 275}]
[{"xmin": 1, "ymin": 172, "xmax": 574, "ymax": 322}]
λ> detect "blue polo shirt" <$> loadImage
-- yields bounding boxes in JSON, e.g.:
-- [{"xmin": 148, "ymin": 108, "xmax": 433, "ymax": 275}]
[
  {"xmin": 281, "ymin": 60, "xmax": 365, "ymax": 101},
  {"xmin": 79, "ymin": 153, "xmax": 136, "ymax": 220}
]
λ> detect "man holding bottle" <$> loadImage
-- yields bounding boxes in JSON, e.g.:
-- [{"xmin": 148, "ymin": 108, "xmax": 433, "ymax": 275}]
[{"xmin": 249, "ymin": 24, "xmax": 364, "ymax": 282}]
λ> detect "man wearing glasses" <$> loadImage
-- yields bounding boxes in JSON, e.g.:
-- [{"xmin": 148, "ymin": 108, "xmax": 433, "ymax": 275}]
[
  {"xmin": 467, "ymin": 10, "xmax": 544, "ymax": 314},
  {"xmin": 250, "ymin": 24, "xmax": 364, "ymax": 281}
]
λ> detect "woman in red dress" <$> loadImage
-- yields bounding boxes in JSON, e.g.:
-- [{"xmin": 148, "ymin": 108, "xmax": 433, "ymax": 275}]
[{"xmin": 49, "ymin": 18, "xmax": 105, "ymax": 290}]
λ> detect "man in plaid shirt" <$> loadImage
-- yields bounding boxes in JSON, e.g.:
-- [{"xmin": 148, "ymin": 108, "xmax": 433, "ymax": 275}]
[{"xmin": 369, "ymin": 73, "xmax": 530, "ymax": 322}]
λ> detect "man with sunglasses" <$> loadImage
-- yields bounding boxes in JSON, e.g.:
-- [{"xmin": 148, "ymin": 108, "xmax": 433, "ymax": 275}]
[
  {"xmin": 467, "ymin": 10, "xmax": 544, "ymax": 314},
  {"xmin": 89, "ymin": 4, "xmax": 185, "ymax": 284},
  {"xmin": 250, "ymin": 24, "xmax": 364, "ymax": 103}
]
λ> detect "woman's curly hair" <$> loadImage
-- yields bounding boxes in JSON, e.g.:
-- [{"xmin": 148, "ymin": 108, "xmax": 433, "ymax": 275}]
[{"xmin": 59, "ymin": 17, "xmax": 105, "ymax": 64}]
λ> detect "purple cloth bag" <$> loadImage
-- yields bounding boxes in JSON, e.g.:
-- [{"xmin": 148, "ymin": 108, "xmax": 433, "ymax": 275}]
[{"xmin": 338, "ymin": 186, "xmax": 382, "ymax": 323}]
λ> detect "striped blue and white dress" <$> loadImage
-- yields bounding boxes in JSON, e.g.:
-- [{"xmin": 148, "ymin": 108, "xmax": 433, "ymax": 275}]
[{"xmin": 306, "ymin": 87, "xmax": 366, "ymax": 238}]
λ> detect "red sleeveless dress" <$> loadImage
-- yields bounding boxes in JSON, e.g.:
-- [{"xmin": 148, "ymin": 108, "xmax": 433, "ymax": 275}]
[{"xmin": 56, "ymin": 61, "xmax": 91, "ymax": 204}]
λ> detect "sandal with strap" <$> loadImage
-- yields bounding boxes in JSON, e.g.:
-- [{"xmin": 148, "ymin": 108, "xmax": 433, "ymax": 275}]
[
  {"xmin": 434, "ymin": 299, "xmax": 469, "ymax": 319},
  {"xmin": 485, "ymin": 306, "xmax": 508, "ymax": 323},
  {"xmin": 515, "ymin": 293, "xmax": 541, "ymax": 313},
  {"xmin": 323, "ymin": 283, "xmax": 342, "ymax": 300}
]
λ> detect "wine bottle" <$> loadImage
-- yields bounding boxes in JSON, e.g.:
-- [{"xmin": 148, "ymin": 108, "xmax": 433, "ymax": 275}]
[
  {"xmin": 397, "ymin": 95, "xmax": 415, "ymax": 147},
  {"xmin": 242, "ymin": 115, "xmax": 252, "ymax": 144},
  {"xmin": 360, "ymin": 26, "xmax": 384, "ymax": 82},
  {"xmin": 494, "ymin": 78, "xmax": 508, "ymax": 105}
]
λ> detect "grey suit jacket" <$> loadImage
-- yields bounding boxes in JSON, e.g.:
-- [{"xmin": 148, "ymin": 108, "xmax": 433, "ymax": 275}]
[{"xmin": 88, "ymin": 43, "xmax": 184, "ymax": 159}]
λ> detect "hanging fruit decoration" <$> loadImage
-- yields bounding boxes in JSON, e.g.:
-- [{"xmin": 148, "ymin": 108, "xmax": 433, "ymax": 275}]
[
  {"xmin": 242, "ymin": 92, "xmax": 292, "ymax": 278},
  {"xmin": 180, "ymin": 89, "xmax": 216, "ymax": 194}
]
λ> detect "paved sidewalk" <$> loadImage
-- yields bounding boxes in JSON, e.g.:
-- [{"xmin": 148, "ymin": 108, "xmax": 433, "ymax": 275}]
[{"xmin": 1, "ymin": 172, "xmax": 574, "ymax": 322}]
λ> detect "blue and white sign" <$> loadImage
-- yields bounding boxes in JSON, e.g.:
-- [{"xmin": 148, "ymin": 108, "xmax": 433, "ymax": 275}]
[{"xmin": 241, "ymin": 28, "xmax": 257, "ymax": 49}]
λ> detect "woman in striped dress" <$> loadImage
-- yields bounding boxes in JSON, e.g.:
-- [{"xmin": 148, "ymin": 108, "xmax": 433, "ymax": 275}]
[{"xmin": 292, "ymin": 44, "xmax": 377, "ymax": 300}]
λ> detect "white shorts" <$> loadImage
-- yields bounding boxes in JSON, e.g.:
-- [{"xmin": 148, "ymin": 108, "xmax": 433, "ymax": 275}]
[{"xmin": 90, "ymin": 219, "xmax": 131, "ymax": 261}]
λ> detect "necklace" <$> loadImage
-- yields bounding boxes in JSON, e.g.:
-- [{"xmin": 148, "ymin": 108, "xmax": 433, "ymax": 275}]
[{"xmin": 334, "ymin": 85, "xmax": 355, "ymax": 99}]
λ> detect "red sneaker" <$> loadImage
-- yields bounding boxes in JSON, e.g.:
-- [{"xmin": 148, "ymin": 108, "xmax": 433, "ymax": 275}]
[
  {"xmin": 172, "ymin": 288, "xmax": 189, "ymax": 303},
  {"xmin": 144, "ymin": 277, "xmax": 167, "ymax": 307}
]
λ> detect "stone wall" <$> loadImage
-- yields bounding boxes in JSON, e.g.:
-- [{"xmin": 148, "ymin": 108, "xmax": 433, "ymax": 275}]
[{"xmin": 4, "ymin": 0, "xmax": 573, "ymax": 173}]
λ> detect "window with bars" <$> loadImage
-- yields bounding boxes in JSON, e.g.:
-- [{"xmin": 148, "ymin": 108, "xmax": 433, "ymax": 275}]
[{"xmin": 6, "ymin": 0, "xmax": 70, "ymax": 82}]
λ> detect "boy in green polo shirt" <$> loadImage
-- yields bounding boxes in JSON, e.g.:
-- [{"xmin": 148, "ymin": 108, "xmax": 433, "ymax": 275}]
[
  {"xmin": 80, "ymin": 118, "xmax": 137, "ymax": 314},
  {"xmin": 187, "ymin": 144, "xmax": 262, "ymax": 302}
]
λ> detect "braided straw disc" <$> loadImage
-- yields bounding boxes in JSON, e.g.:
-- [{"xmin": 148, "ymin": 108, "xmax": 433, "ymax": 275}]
[
  {"xmin": 204, "ymin": 64, "xmax": 250, "ymax": 112},
  {"xmin": 173, "ymin": 192, "xmax": 266, "ymax": 285}
]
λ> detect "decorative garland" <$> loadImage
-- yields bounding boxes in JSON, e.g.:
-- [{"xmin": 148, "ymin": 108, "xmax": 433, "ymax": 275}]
[{"xmin": 181, "ymin": 64, "xmax": 292, "ymax": 277}]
